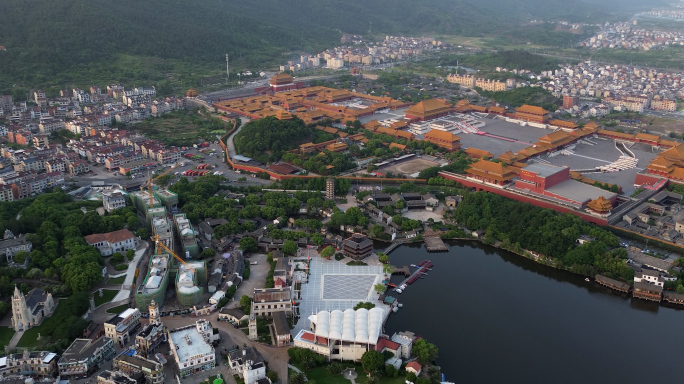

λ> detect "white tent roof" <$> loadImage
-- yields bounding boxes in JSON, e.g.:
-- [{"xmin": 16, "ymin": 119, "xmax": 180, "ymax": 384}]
[{"xmin": 313, "ymin": 307, "xmax": 385, "ymax": 345}]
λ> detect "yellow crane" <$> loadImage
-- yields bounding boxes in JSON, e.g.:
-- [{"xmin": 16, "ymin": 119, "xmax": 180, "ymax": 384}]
[
  {"xmin": 151, "ymin": 234, "xmax": 196, "ymax": 272},
  {"xmin": 140, "ymin": 163, "xmax": 181, "ymax": 209}
]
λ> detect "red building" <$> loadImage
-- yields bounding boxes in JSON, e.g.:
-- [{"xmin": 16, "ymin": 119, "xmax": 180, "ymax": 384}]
[
  {"xmin": 515, "ymin": 163, "xmax": 616, "ymax": 207},
  {"xmin": 465, "ymin": 159, "xmax": 516, "ymax": 186},
  {"xmin": 562, "ymin": 95, "xmax": 576, "ymax": 109},
  {"xmin": 269, "ymin": 73, "xmax": 299, "ymax": 92},
  {"xmin": 514, "ymin": 105, "xmax": 550, "ymax": 123},
  {"xmin": 423, "ymin": 129, "xmax": 461, "ymax": 151}
]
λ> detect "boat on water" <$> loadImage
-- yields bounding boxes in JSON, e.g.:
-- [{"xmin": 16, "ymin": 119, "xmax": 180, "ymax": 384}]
[
  {"xmin": 395, "ymin": 288, "xmax": 403, "ymax": 294},
  {"xmin": 585, "ymin": 278, "xmax": 590, "ymax": 282},
  {"xmin": 398, "ymin": 303, "xmax": 403, "ymax": 308},
  {"xmin": 392, "ymin": 307, "xmax": 399, "ymax": 313}
]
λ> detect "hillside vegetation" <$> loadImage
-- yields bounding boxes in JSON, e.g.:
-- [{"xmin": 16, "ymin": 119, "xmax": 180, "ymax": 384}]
[
  {"xmin": 0, "ymin": 0, "xmax": 613, "ymax": 95},
  {"xmin": 233, "ymin": 117, "xmax": 315, "ymax": 163}
]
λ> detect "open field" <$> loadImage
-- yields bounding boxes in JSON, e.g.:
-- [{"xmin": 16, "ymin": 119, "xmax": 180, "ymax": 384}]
[
  {"xmin": 0, "ymin": 327, "xmax": 15, "ymax": 351},
  {"xmin": 93, "ymin": 289, "xmax": 119, "ymax": 307},
  {"xmin": 132, "ymin": 109, "xmax": 229, "ymax": 147},
  {"xmin": 379, "ymin": 158, "xmax": 440, "ymax": 176},
  {"xmin": 107, "ymin": 275, "xmax": 127, "ymax": 285},
  {"xmin": 106, "ymin": 304, "xmax": 131, "ymax": 314}
]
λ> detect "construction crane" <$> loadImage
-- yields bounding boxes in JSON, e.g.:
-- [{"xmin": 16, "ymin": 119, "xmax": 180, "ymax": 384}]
[
  {"xmin": 151, "ymin": 234, "xmax": 196, "ymax": 272},
  {"xmin": 140, "ymin": 163, "xmax": 181, "ymax": 209}
]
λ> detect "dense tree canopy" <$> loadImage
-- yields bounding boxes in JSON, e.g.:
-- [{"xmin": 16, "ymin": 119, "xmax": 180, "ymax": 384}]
[{"xmin": 234, "ymin": 117, "xmax": 314, "ymax": 163}]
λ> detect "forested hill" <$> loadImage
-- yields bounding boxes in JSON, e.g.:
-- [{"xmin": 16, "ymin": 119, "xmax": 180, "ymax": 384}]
[{"xmin": 0, "ymin": 0, "xmax": 611, "ymax": 93}]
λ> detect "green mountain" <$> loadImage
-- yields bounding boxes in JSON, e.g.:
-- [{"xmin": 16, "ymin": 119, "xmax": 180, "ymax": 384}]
[{"xmin": 0, "ymin": 0, "xmax": 616, "ymax": 95}]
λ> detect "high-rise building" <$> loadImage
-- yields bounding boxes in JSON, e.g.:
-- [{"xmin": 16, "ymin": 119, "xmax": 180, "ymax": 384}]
[{"xmin": 562, "ymin": 94, "xmax": 576, "ymax": 109}]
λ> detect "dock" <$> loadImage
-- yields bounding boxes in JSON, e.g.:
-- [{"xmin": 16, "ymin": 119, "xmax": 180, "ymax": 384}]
[
  {"xmin": 594, "ymin": 274, "xmax": 630, "ymax": 293},
  {"xmin": 424, "ymin": 237, "xmax": 448, "ymax": 252},
  {"xmin": 391, "ymin": 265, "xmax": 411, "ymax": 277},
  {"xmin": 663, "ymin": 291, "xmax": 684, "ymax": 305},
  {"xmin": 396, "ymin": 260, "xmax": 433, "ymax": 290}
]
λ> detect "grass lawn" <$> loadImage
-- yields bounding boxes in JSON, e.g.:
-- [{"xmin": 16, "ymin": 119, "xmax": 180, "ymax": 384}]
[
  {"xmin": 106, "ymin": 304, "xmax": 130, "ymax": 314},
  {"xmin": 0, "ymin": 327, "xmax": 15, "ymax": 350},
  {"xmin": 107, "ymin": 275, "xmax": 127, "ymax": 285},
  {"xmin": 93, "ymin": 289, "xmax": 119, "ymax": 307},
  {"xmin": 294, "ymin": 363, "xmax": 406, "ymax": 384},
  {"xmin": 16, "ymin": 324, "xmax": 44, "ymax": 348}
]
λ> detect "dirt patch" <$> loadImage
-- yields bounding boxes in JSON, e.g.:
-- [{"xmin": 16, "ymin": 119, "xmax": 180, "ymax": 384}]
[{"xmin": 378, "ymin": 158, "xmax": 439, "ymax": 176}]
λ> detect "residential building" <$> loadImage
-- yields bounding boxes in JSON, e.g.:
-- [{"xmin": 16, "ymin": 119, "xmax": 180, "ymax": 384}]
[
  {"xmin": 634, "ymin": 269, "xmax": 665, "ymax": 287},
  {"xmin": 0, "ymin": 184, "xmax": 15, "ymax": 202},
  {"xmin": 112, "ymin": 352, "xmax": 164, "ymax": 384},
  {"xmin": 85, "ymin": 228, "xmax": 138, "ymax": 256},
  {"xmin": 167, "ymin": 320, "xmax": 216, "ymax": 378},
  {"xmin": 272, "ymin": 312, "xmax": 291, "ymax": 347},
  {"xmin": 252, "ymin": 288, "xmax": 292, "ymax": 317},
  {"xmin": 227, "ymin": 348, "xmax": 268, "ymax": 384},
  {"xmin": 58, "ymin": 337, "xmax": 116, "ymax": 379},
  {"xmin": 11, "ymin": 286, "xmax": 55, "ymax": 332},
  {"xmin": 0, "ymin": 350, "xmax": 58, "ymax": 380},
  {"xmin": 103, "ymin": 191, "xmax": 127, "ymax": 212},
  {"xmin": 104, "ymin": 308, "xmax": 142, "ymax": 346},
  {"xmin": 68, "ymin": 160, "xmax": 90, "ymax": 176},
  {"xmin": 0, "ymin": 231, "xmax": 32, "ymax": 263},
  {"xmin": 97, "ymin": 370, "xmax": 138, "ymax": 384}
]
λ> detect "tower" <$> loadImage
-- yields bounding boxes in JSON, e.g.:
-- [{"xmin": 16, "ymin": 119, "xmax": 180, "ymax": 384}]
[
  {"xmin": 325, "ymin": 178, "xmax": 335, "ymax": 200},
  {"xmin": 149, "ymin": 300, "xmax": 160, "ymax": 325},
  {"xmin": 248, "ymin": 303, "xmax": 258, "ymax": 341},
  {"xmin": 225, "ymin": 54, "xmax": 230, "ymax": 81},
  {"xmin": 11, "ymin": 286, "xmax": 30, "ymax": 332}
]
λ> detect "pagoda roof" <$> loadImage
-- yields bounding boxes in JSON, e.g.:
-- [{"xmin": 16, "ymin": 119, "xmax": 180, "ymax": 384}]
[
  {"xmin": 275, "ymin": 110, "xmax": 293, "ymax": 120},
  {"xmin": 516, "ymin": 104, "xmax": 549, "ymax": 115},
  {"xmin": 548, "ymin": 119, "xmax": 578, "ymax": 129},
  {"xmin": 466, "ymin": 159, "xmax": 516, "ymax": 182},
  {"xmin": 661, "ymin": 143, "xmax": 684, "ymax": 161},
  {"xmin": 647, "ymin": 156, "xmax": 673, "ymax": 171},
  {"xmin": 584, "ymin": 121, "xmax": 600, "ymax": 130},
  {"xmin": 406, "ymin": 99, "xmax": 452, "ymax": 116},
  {"xmin": 635, "ymin": 132, "xmax": 661, "ymax": 143},
  {"xmin": 424, "ymin": 129, "xmax": 460, "ymax": 142},
  {"xmin": 488, "ymin": 106, "xmax": 506, "ymax": 114},
  {"xmin": 464, "ymin": 147, "xmax": 493, "ymax": 159},
  {"xmin": 587, "ymin": 196, "xmax": 613, "ymax": 213}
]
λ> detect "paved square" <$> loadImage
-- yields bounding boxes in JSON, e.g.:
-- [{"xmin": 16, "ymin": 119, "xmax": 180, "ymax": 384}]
[{"xmin": 322, "ymin": 274, "xmax": 376, "ymax": 300}]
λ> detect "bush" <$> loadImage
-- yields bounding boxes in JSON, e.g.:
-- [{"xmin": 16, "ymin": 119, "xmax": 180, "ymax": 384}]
[
  {"xmin": 114, "ymin": 264, "xmax": 128, "ymax": 271},
  {"xmin": 126, "ymin": 249, "xmax": 135, "ymax": 261},
  {"xmin": 110, "ymin": 252, "xmax": 125, "ymax": 265},
  {"xmin": 243, "ymin": 263, "xmax": 250, "ymax": 280}
]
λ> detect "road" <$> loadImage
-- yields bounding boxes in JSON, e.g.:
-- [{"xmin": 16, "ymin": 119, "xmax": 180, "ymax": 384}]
[{"xmin": 67, "ymin": 143, "xmax": 271, "ymax": 189}]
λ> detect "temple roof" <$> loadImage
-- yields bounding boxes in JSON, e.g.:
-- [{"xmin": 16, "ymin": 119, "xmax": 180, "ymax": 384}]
[
  {"xmin": 406, "ymin": 99, "xmax": 452, "ymax": 117},
  {"xmin": 516, "ymin": 104, "xmax": 549, "ymax": 115},
  {"xmin": 424, "ymin": 129, "xmax": 460, "ymax": 142},
  {"xmin": 587, "ymin": 196, "xmax": 613, "ymax": 213}
]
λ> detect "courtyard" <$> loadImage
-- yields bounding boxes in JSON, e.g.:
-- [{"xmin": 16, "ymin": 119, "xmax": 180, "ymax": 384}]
[{"xmin": 377, "ymin": 157, "xmax": 441, "ymax": 176}]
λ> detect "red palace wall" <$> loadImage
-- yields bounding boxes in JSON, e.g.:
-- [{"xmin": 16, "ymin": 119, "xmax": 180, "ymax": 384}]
[
  {"xmin": 517, "ymin": 167, "xmax": 570, "ymax": 193},
  {"xmin": 439, "ymin": 172, "xmax": 608, "ymax": 225}
]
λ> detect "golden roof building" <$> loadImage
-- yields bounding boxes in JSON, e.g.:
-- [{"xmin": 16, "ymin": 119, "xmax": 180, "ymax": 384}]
[{"xmin": 405, "ymin": 99, "xmax": 453, "ymax": 121}]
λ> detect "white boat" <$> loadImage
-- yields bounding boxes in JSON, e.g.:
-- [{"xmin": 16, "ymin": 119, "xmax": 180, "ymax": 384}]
[
  {"xmin": 392, "ymin": 307, "xmax": 399, "ymax": 313},
  {"xmin": 398, "ymin": 303, "xmax": 403, "ymax": 308},
  {"xmin": 585, "ymin": 278, "xmax": 590, "ymax": 282},
  {"xmin": 394, "ymin": 288, "xmax": 403, "ymax": 294}
]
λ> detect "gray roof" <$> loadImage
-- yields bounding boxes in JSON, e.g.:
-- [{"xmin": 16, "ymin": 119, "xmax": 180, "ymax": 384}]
[
  {"xmin": 272, "ymin": 311, "xmax": 290, "ymax": 336},
  {"xmin": 25, "ymin": 289, "xmax": 48, "ymax": 310},
  {"xmin": 634, "ymin": 281, "xmax": 663, "ymax": 293},
  {"xmin": 524, "ymin": 163, "xmax": 567, "ymax": 178},
  {"xmin": 650, "ymin": 190, "xmax": 682, "ymax": 205},
  {"xmin": 219, "ymin": 307, "xmax": 247, "ymax": 319},
  {"xmin": 629, "ymin": 252, "xmax": 673, "ymax": 271},
  {"xmin": 544, "ymin": 179, "xmax": 616, "ymax": 205}
]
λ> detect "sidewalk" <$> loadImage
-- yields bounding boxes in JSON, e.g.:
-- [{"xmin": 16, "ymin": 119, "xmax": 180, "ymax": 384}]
[{"xmin": 111, "ymin": 241, "xmax": 149, "ymax": 302}]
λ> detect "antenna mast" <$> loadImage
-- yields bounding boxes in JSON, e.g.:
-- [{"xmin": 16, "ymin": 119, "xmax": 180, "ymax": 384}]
[{"xmin": 225, "ymin": 54, "xmax": 229, "ymax": 82}]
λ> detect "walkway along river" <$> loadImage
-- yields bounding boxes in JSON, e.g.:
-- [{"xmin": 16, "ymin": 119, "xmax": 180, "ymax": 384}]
[{"xmin": 383, "ymin": 240, "xmax": 683, "ymax": 384}]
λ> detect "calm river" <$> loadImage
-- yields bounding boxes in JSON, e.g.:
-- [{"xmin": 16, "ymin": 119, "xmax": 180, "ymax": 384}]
[{"xmin": 383, "ymin": 241, "xmax": 682, "ymax": 383}]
